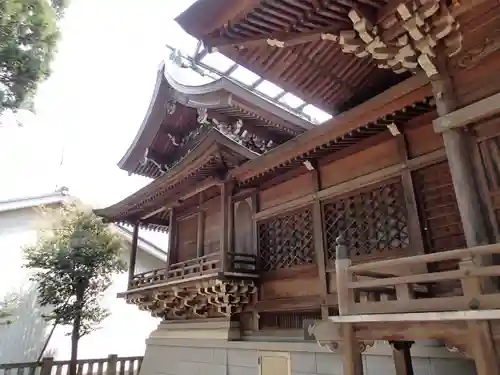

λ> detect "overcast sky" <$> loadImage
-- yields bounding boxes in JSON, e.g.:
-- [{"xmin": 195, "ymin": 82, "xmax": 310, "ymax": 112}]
[{"xmin": 0, "ymin": 0, "xmax": 198, "ymax": 208}]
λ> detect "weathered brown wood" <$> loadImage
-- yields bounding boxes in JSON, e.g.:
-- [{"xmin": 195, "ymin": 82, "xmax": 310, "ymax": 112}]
[
  {"xmin": 310, "ymin": 166, "xmax": 329, "ymax": 318},
  {"xmin": 128, "ymin": 223, "xmax": 140, "ymax": 287},
  {"xmin": 254, "ymin": 148, "xmax": 446, "ymax": 222},
  {"xmin": 434, "ymin": 91, "xmax": 500, "ymax": 133},
  {"xmin": 167, "ymin": 208, "xmax": 177, "ymax": 267},
  {"xmin": 231, "ymin": 75, "xmax": 432, "ymax": 182},
  {"xmin": 220, "ymin": 182, "xmax": 231, "ymax": 272},
  {"xmin": 467, "ymin": 320, "xmax": 500, "ymax": 375},
  {"xmin": 396, "ymin": 135, "xmax": 426, "ymax": 259},
  {"xmin": 432, "ymin": 57, "xmax": 490, "ymax": 249},
  {"xmin": 196, "ymin": 193, "xmax": 205, "ymax": 257},
  {"xmin": 459, "ymin": 258, "xmax": 500, "ymax": 374},
  {"xmin": 390, "ymin": 341, "xmax": 414, "ymax": 375},
  {"xmin": 341, "ymin": 324, "xmax": 364, "ymax": 375}
]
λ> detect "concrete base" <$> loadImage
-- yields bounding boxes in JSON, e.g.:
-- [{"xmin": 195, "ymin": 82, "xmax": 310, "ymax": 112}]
[{"xmin": 139, "ymin": 322, "xmax": 478, "ymax": 375}]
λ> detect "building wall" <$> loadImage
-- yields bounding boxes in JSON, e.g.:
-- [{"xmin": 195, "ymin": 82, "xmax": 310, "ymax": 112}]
[
  {"xmin": 139, "ymin": 336, "xmax": 477, "ymax": 375},
  {"xmin": 0, "ymin": 206, "xmax": 164, "ymax": 362}
]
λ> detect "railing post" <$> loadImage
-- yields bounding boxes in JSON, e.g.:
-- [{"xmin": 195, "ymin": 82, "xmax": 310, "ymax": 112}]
[
  {"xmin": 40, "ymin": 357, "xmax": 54, "ymax": 375},
  {"xmin": 459, "ymin": 257, "xmax": 500, "ymax": 375},
  {"xmin": 336, "ymin": 235, "xmax": 353, "ymax": 315},
  {"xmin": 107, "ymin": 354, "xmax": 118, "ymax": 375}
]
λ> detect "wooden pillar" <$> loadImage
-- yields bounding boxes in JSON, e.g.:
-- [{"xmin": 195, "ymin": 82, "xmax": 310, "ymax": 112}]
[
  {"xmin": 390, "ymin": 341, "xmax": 414, "ymax": 375},
  {"xmin": 396, "ymin": 135, "xmax": 426, "ymax": 258},
  {"xmin": 128, "ymin": 222, "xmax": 139, "ymax": 288},
  {"xmin": 431, "ymin": 66, "xmax": 489, "ymax": 248},
  {"xmin": 220, "ymin": 182, "xmax": 232, "ymax": 272},
  {"xmin": 336, "ymin": 235, "xmax": 353, "ymax": 316},
  {"xmin": 341, "ymin": 324, "xmax": 364, "ymax": 375},
  {"xmin": 167, "ymin": 208, "xmax": 177, "ymax": 268},
  {"xmin": 310, "ymin": 166, "xmax": 329, "ymax": 319},
  {"xmin": 432, "ymin": 57, "xmax": 499, "ymax": 375},
  {"xmin": 460, "ymin": 258, "xmax": 500, "ymax": 375},
  {"xmin": 196, "ymin": 193, "xmax": 205, "ymax": 258}
]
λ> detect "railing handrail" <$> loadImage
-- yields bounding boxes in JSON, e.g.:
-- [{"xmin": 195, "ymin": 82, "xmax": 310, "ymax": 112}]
[
  {"xmin": 0, "ymin": 355, "xmax": 143, "ymax": 372},
  {"xmin": 348, "ymin": 243, "xmax": 500, "ymax": 273}
]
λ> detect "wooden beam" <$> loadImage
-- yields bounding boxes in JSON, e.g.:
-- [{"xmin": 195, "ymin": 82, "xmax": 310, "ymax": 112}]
[
  {"xmin": 310, "ymin": 166, "xmax": 329, "ymax": 319},
  {"xmin": 467, "ymin": 320, "xmax": 500, "ymax": 375},
  {"xmin": 219, "ymin": 182, "xmax": 232, "ymax": 272},
  {"xmin": 167, "ymin": 208, "xmax": 177, "ymax": 268},
  {"xmin": 196, "ymin": 192, "xmax": 205, "ymax": 257},
  {"xmin": 128, "ymin": 222, "xmax": 140, "ymax": 288},
  {"xmin": 231, "ymin": 74, "xmax": 432, "ymax": 182},
  {"xmin": 433, "ymin": 91, "xmax": 500, "ymax": 133},
  {"xmin": 396, "ymin": 134, "xmax": 426, "ymax": 272},
  {"xmin": 431, "ymin": 57, "xmax": 490, "ymax": 248},
  {"xmin": 341, "ymin": 324, "xmax": 364, "ymax": 375},
  {"xmin": 204, "ymin": 27, "xmax": 345, "ymax": 51},
  {"xmin": 328, "ymin": 309, "xmax": 500, "ymax": 323},
  {"xmin": 253, "ymin": 148, "xmax": 446, "ymax": 222},
  {"xmin": 175, "ymin": 0, "xmax": 262, "ymax": 37},
  {"xmin": 390, "ymin": 341, "xmax": 414, "ymax": 375}
]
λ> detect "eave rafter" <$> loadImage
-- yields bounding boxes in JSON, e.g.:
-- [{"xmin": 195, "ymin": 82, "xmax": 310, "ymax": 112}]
[{"xmin": 202, "ymin": 0, "xmax": 465, "ymax": 79}]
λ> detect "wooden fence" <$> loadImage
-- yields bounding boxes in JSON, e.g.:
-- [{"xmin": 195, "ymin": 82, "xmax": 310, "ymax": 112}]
[{"xmin": 0, "ymin": 355, "xmax": 143, "ymax": 375}]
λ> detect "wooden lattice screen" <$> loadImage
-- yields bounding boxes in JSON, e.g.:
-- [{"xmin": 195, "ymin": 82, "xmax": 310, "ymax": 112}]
[
  {"xmin": 323, "ymin": 180, "xmax": 410, "ymax": 261},
  {"xmin": 258, "ymin": 208, "xmax": 314, "ymax": 271},
  {"xmin": 259, "ymin": 310, "xmax": 322, "ymax": 329}
]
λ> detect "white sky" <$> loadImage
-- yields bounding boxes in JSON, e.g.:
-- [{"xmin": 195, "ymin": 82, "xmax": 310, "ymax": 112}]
[
  {"xmin": 0, "ymin": 0, "xmax": 199, "ymax": 208},
  {"xmin": 0, "ymin": 0, "xmax": 333, "ymax": 211}
]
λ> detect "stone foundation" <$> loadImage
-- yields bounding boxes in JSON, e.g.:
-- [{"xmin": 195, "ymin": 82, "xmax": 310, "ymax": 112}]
[{"xmin": 139, "ymin": 321, "xmax": 477, "ymax": 375}]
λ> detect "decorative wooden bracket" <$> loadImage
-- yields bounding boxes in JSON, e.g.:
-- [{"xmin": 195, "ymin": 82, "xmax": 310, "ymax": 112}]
[
  {"xmin": 306, "ymin": 319, "xmax": 374, "ymax": 353},
  {"xmin": 125, "ymin": 279, "xmax": 257, "ymax": 319},
  {"xmin": 337, "ymin": 1, "xmax": 462, "ymax": 78}
]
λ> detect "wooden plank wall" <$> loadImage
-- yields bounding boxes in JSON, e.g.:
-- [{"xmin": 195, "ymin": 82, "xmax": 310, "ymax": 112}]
[
  {"xmin": 203, "ymin": 196, "xmax": 221, "ymax": 254},
  {"xmin": 253, "ymin": 119, "xmax": 457, "ymax": 322},
  {"xmin": 176, "ymin": 215, "xmax": 198, "ymax": 262},
  {"xmin": 450, "ymin": 1, "xmax": 500, "ymax": 107}
]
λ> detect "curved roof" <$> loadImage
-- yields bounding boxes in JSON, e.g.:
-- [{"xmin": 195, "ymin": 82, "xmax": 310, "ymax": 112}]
[
  {"xmin": 96, "ymin": 128, "xmax": 258, "ymax": 228},
  {"xmin": 118, "ymin": 62, "xmax": 313, "ymax": 178},
  {"xmin": 176, "ymin": 0, "xmax": 407, "ymax": 113}
]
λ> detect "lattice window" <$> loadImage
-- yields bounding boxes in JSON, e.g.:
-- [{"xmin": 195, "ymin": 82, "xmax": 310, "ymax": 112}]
[
  {"xmin": 259, "ymin": 310, "xmax": 322, "ymax": 330},
  {"xmin": 323, "ymin": 180, "xmax": 409, "ymax": 260},
  {"xmin": 258, "ymin": 208, "xmax": 314, "ymax": 271}
]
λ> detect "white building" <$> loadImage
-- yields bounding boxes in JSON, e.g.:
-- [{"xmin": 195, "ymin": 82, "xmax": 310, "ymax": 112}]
[{"xmin": 0, "ymin": 190, "xmax": 166, "ymax": 362}]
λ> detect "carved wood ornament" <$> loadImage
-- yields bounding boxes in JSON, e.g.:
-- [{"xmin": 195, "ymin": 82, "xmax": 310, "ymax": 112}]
[
  {"xmin": 265, "ymin": 0, "xmax": 462, "ymax": 78},
  {"xmin": 340, "ymin": 1, "xmax": 462, "ymax": 78},
  {"xmin": 306, "ymin": 320, "xmax": 375, "ymax": 353},
  {"xmin": 125, "ymin": 279, "xmax": 257, "ymax": 320}
]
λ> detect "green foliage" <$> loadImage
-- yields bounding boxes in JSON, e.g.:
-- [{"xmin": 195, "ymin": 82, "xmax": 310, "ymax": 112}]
[
  {"xmin": 0, "ymin": 0, "xmax": 69, "ymax": 112},
  {"xmin": 24, "ymin": 203, "xmax": 126, "ymax": 338}
]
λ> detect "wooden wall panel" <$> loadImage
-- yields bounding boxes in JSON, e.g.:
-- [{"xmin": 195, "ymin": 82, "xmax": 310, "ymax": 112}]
[
  {"xmin": 259, "ymin": 265, "xmax": 320, "ymax": 300},
  {"xmin": 259, "ymin": 173, "xmax": 313, "ymax": 210},
  {"xmin": 475, "ymin": 119, "xmax": 500, "ymax": 235},
  {"xmin": 405, "ymin": 122, "xmax": 444, "ymax": 158},
  {"xmin": 450, "ymin": 1, "xmax": 500, "ymax": 107},
  {"xmin": 319, "ymin": 139, "xmax": 399, "ymax": 189},
  {"xmin": 176, "ymin": 216, "xmax": 198, "ymax": 262},
  {"xmin": 203, "ymin": 196, "xmax": 221, "ymax": 254}
]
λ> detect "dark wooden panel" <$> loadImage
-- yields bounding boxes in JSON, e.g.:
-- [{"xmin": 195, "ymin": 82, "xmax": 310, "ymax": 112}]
[{"xmin": 412, "ymin": 161, "xmax": 466, "ymax": 296}]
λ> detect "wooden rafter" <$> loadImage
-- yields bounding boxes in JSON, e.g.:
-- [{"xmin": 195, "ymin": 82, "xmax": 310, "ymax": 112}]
[{"xmin": 204, "ymin": 27, "xmax": 344, "ymax": 50}]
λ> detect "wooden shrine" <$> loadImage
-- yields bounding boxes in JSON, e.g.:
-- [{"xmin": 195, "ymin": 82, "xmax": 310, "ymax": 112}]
[{"xmin": 96, "ymin": 0, "xmax": 500, "ymax": 374}]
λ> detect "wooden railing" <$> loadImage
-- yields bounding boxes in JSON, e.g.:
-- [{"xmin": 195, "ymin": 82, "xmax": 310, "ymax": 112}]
[
  {"xmin": 0, "ymin": 355, "xmax": 142, "ymax": 375},
  {"xmin": 335, "ymin": 237, "xmax": 500, "ymax": 315},
  {"xmin": 129, "ymin": 252, "xmax": 258, "ymax": 289}
]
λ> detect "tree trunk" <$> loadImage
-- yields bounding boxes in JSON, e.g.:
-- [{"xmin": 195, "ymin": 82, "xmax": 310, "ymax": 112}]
[{"xmin": 69, "ymin": 282, "xmax": 84, "ymax": 375}]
